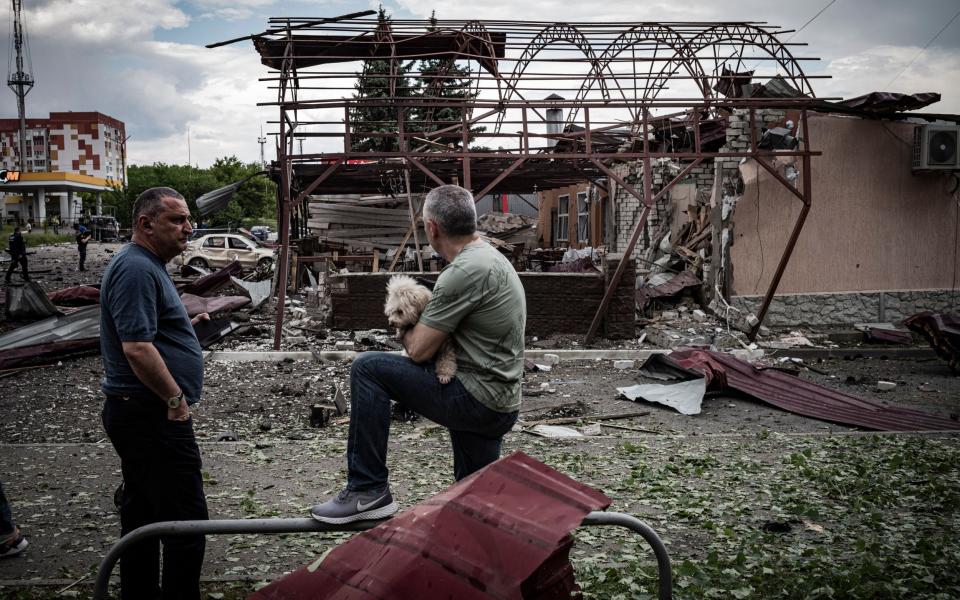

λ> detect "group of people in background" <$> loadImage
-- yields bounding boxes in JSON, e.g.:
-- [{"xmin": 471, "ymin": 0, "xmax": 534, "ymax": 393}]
[{"xmin": 4, "ymin": 221, "xmax": 92, "ymax": 283}]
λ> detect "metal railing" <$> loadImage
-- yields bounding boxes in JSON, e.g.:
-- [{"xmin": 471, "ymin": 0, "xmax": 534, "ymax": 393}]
[{"xmin": 93, "ymin": 511, "xmax": 671, "ymax": 600}]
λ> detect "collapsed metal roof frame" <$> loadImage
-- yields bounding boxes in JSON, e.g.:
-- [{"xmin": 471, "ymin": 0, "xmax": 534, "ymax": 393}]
[{"xmin": 237, "ymin": 17, "xmax": 825, "ymax": 348}]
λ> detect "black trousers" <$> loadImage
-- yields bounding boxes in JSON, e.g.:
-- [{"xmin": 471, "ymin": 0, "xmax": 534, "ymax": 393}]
[
  {"xmin": 102, "ymin": 396, "xmax": 208, "ymax": 600},
  {"xmin": 5, "ymin": 253, "xmax": 27, "ymax": 281},
  {"xmin": 78, "ymin": 246, "xmax": 87, "ymax": 271}
]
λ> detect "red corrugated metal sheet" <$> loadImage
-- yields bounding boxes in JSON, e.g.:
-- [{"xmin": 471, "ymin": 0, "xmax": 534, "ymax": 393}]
[
  {"xmin": 666, "ymin": 349, "xmax": 960, "ymax": 431},
  {"xmin": 249, "ymin": 451, "xmax": 611, "ymax": 600},
  {"xmin": 179, "ymin": 293, "xmax": 250, "ymax": 317},
  {"xmin": 47, "ymin": 285, "xmax": 101, "ymax": 306},
  {"xmin": 178, "ymin": 260, "xmax": 242, "ymax": 296}
]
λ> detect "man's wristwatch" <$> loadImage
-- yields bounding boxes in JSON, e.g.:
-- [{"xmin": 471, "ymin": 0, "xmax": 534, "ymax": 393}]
[{"xmin": 166, "ymin": 390, "xmax": 185, "ymax": 409}]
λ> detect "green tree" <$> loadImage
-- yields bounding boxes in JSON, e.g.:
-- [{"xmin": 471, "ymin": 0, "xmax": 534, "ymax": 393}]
[
  {"xmin": 101, "ymin": 159, "xmax": 275, "ymax": 229},
  {"xmin": 350, "ymin": 7, "xmax": 415, "ymax": 152},
  {"xmin": 409, "ymin": 11, "xmax": 484, "ymax": 149},
  {"xmin": 207, "ymin": 156, "xmax": 275, "ymax": 228}
]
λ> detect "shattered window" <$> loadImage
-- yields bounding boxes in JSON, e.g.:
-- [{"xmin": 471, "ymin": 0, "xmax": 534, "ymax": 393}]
[{"xmin": 555, "ymin": 194, "xmax": 569, "ymax": 242}]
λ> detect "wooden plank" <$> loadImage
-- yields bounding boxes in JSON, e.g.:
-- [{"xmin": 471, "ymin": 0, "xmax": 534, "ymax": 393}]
[
  {"xmin": 307, "ymin": 215, "xmax": 413, "ymax": 228},
  {"xmin": 308, "ymin": 203, "xmax": 412, "ymax": 218},
  {"xmin": 316, "ymin": 237, "xmax": 400, "ymax": 251},
  {"xmin": 320, "ymin": 226, "xmax": 423, "ymax": 237},
  {"xmin": 309, "ymin": 215, "xmax": 413, "ymax": 227},
  {"xmin": 309, "ymin": 196, "xmax": 422, "ymax": 207}
]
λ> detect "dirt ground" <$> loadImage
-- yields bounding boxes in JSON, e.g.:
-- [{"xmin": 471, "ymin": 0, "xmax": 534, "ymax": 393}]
[{"xmin": 1, "ymin": 242, "xmax": 958, "ymax": 597}]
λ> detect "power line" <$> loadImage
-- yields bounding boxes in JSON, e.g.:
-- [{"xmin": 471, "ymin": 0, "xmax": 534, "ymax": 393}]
[
  {"xmin": 886, "ymin": 8, "xmax": 960, "ymax": 89},
  {"xmin": 743, "ymin": 0, "xmax": 836, "ymax": 72},
  {"xmin": 785, "ymin": 0, "xmax": 837, "ymax": 42}
]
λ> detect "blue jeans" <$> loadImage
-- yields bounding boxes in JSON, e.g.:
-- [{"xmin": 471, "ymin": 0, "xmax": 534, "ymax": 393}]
[
  {"xmin": 347, "ymin": 352, "xmax": 519, "ymax": 490},
  {"xmin": 0, "ymin": 480, "xmax": 15, "ymax": 536}
]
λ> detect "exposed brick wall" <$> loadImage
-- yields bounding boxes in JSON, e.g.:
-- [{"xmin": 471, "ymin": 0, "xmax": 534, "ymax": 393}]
[
  {"xmin": 611, "ymin": 159, "xmax": 715, "ymax": 260},
  {"xmin": 329, "ymin": 258, "xmax": 636, "ymax": 338}
]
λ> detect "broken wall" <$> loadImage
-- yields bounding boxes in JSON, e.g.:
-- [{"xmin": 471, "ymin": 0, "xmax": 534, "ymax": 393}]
[
  {"xmin": 729, "ymin": 114, "xmax": 960, "ymax": 297},
  {"xmin": 609, "ymin": 160, "xmax": 715, "ymax": 262},
  {"xmin": 328, "ymin": 257, "xmax": 635, "ymax": 337}
]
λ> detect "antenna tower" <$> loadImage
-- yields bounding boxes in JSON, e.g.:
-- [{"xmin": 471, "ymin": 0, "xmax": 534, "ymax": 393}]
[
  {"xmin": 257, "ymin": 124, "xmax": 267, "ymax": 168},
  {"xmin": 7, "ymin": 0, "xmax": 34, "ymax": 172}
]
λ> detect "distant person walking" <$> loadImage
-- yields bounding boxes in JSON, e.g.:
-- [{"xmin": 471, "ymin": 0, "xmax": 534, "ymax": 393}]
[
  {"xmin": 0, "ymin": 480, "xmax": 28, "ymax": 558},
  {"xmin": 5, "ymin": 225, "xmax": 29, "ymax": 283},
  {"xmin": 23, "ymin": 220, "xmax": 31, "ymax": 234},
  {"xmin": 76, "ymin": 223, "xmax": 92, "ymax": 272}
]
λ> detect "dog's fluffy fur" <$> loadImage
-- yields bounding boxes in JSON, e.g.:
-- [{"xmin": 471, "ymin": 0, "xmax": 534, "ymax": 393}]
[{"xmin": 384, "ymin": 274, "xmax": 457, "ymax": 384}]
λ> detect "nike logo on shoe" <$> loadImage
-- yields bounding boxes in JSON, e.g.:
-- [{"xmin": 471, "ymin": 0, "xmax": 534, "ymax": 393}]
[{"xmin": 357, "ymin": 494, "xmax": 388, "ymax": 512}]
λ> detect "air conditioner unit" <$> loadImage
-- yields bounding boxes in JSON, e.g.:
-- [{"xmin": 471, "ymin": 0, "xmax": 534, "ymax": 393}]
[{"xmin": 912, "ymin": 124, "xmax": 960, "ymax": 171}]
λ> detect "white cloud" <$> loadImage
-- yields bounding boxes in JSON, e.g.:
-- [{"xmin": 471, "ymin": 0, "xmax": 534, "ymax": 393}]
[
  {"xmin": 820, "ymin": 46, "xmax": 960, "ymax": 114},
  {"xmin": 393, "ymin": 0, "xmax": 714, "ymax": 21},
  {"xmin": 26, "ymin": 0, "xmax": 188, "ymax": 43},
  {"xmin": 198, "ymin": 8, "xmax": 256, "ymax": 21},
  {"xmin": 4, "ymin": 0, "xmax": 959, "ymax": 169},
  {"xmin": 189, "ymin": 0, "xmax": 277, "ymax": 7},
  {"xmin": 122, "ymin": 41, "xmax": 273, "ymax": 166}
]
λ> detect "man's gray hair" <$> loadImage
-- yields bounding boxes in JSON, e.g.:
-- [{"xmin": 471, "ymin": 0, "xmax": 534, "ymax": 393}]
[
  {"xmin": 423, "ymin": 185, "xmax": 476, "ymax": 237},
  {"xmin": 132, "ymin": 187, "xmax": 185, "ymax": 226}
]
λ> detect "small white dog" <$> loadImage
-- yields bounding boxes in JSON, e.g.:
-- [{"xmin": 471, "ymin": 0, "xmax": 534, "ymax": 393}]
[{"xmin": 384, "ymin": 274, "xmax": 458, "ymax": 384}]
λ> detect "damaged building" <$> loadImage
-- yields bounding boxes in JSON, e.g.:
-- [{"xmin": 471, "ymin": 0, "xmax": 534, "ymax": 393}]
[
  {"xmin": 538, "ymin": 92, "xmax": 960, "ymax": 334},
  {"xmin": 233, "ymin": 18, "xmax": 856, "ymax": 346}
]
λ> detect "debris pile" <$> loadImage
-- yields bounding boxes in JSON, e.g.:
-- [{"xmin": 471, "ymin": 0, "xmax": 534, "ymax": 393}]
[{"xmin": 621, "ymin": 349, "xmax": 960, "ymax": 431}]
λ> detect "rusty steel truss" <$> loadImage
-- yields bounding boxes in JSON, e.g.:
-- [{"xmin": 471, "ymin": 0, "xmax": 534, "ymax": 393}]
[{"xmin": 228, "ymin": 17, "xmax": 826, "ymax": 348}]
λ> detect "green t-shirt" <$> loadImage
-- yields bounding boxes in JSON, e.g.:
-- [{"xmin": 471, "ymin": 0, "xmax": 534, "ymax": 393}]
[{"xmin": 419, "ymin": 242, "xmax": 526, "ymax": 412}]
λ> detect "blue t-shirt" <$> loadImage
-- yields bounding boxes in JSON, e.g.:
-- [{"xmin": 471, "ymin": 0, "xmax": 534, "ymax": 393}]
[{"xmin": 100, "ymin": 243, "xmax": 204, "ymax": 404}]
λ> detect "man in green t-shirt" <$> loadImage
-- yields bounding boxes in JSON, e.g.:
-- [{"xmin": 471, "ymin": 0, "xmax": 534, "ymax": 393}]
[{"xmin": 312, "ymin": 185, "xmax": 526, "ymax": 524}]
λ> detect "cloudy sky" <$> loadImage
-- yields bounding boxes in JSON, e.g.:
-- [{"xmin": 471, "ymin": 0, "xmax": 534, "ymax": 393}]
[{"xmin": 2, "ymin": 0, "xmax": 958, "ymax": 168}]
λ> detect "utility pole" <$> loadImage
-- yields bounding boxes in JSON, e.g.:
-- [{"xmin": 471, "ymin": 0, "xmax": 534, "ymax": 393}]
[
  {"xmin": 187, "ymin": 125, "xmax": 191, "ymax": 166},
  {"xmin": 7, "ymin": 0, "xmax": 35, "ymax": 173}
]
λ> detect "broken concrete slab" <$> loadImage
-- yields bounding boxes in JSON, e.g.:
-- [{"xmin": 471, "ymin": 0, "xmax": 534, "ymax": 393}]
[
  {"xmin": 541, "ymin": 353, "xmax": 561, "ymax": 365},
  {"xmin": 530, "ymin": 424, "xmax": 585, "ymax": 438}
]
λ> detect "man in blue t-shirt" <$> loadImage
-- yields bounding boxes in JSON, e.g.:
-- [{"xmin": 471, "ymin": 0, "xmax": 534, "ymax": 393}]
[{"xmin": 100, "ymin": 187, "xmax": 209, "ymax": 600}]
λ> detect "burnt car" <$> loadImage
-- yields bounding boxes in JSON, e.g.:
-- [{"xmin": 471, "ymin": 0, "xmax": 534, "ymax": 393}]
[{"xmin": 173, "ymin": 233, "xmax": 275, "ymax": 271}]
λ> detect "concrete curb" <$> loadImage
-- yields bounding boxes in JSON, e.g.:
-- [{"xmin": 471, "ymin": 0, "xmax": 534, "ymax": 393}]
[{"xmin": 203, "ymin": 349, "xmax": 671, "ymax": 363}]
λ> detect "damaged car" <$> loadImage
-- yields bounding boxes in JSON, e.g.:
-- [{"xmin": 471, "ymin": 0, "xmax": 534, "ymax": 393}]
[{"xmin": 173, "ymin": 233, "xmax": 276, "ymax": 271}]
